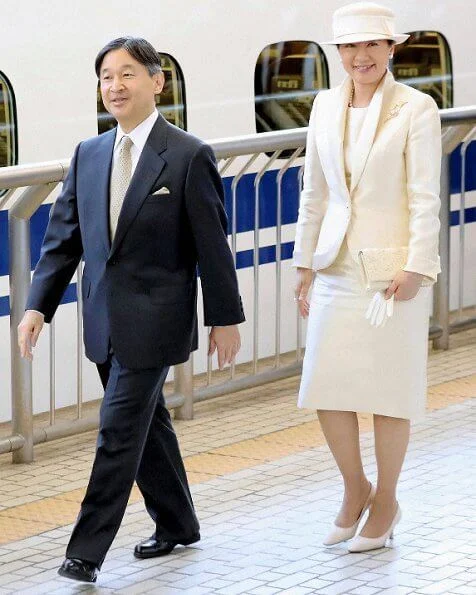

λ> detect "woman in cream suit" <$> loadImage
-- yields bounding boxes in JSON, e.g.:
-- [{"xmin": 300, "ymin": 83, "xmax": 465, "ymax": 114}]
[{"xmin": 293, "ymin": 2, "xmax": 441, "ymax": 552}]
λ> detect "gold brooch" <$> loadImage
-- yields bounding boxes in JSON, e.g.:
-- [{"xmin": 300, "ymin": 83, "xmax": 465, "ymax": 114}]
[{"xmin": 385, "ymin": 101, "xmax": 408, "ymax": 122}]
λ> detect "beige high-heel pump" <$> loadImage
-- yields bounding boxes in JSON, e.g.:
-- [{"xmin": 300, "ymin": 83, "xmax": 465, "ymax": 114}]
[
  {"xmin": 323, "ymin": 483, "xmax": 376, "ymax": 546},
  {"xmin": 348, "ymin": 504, "xmax": 402, "ymax": 553}
]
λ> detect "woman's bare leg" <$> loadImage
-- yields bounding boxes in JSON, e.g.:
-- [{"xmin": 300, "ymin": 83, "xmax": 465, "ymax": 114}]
[
  {"xmin": 318, "ymin": 410, "xmax": 371, "ymax": 526},
  {"xmin": 359, "ymin": 414, "xmax": 410, "ymax": 537}
]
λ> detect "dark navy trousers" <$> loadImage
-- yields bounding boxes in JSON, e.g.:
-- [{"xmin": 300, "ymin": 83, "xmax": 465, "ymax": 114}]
[{"xmin": 66, "ymin": 353, "xmax": 199, "ymax": 567}]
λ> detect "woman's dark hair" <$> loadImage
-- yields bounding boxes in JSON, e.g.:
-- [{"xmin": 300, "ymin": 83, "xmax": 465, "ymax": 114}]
[
  {"xmin": 337, "ymin": 39, "xmax": 395, "ymax": 48},
  {"xmin": 95, "ymin": 37, "xmax": 162, "ymax": 78}
]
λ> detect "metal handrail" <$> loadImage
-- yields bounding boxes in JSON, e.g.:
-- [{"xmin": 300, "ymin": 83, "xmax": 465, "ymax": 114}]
[
  {"xmin": 439, "ymin": 106, "xmax": 476, "ymax": 125},
  {"xmin": 1, "ymin": 106, "xmax": 476, "ymax": 192},
  {"xmin": 1, "ymin": 104, "xmax": 476, "ymax": 463}
]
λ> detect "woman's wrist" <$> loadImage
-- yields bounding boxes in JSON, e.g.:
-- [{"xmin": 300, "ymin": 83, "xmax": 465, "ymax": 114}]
[{"xmin": 403, "ymin": 270, "xmax": 424, "ymax": 282}]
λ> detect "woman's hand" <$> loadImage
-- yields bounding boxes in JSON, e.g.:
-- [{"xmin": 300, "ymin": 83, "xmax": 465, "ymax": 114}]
[
  {"xmin": 385, "ymin": 270, "xmax": 424, "ymax": 301},
  {"xmin": 295, "ymin": 267, "xmax": 314, "ymax": 318}
]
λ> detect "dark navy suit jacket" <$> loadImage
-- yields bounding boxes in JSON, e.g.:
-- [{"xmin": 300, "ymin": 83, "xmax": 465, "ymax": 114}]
[{"xmin": 27, "ymin": 114, "xmax": 245, "ymax": 369}]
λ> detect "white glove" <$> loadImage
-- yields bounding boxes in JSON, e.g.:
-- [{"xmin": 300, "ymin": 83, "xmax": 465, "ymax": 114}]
[{"xmin": 365, "ymin": 292, "xmax": 395, "ymax": 328}]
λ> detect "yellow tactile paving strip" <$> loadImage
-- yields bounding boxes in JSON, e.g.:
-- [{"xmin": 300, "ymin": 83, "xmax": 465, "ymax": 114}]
[
  {"xmin": 0, "ymin": 373, "xmax": 474, "ymax": 546},
  {"xmin": 0, "ymin": 517, "xmax": 57, "ymax": 543}
]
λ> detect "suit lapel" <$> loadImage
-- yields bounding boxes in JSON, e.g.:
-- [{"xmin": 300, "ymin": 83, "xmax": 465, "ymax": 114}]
[
  {"xmin": 327, "ymin": 77, "xmax": 352, "ymax": 197},
  {"xmin": 350, "ymin": 70, "xmax": 394, "ymax": 192},
  {"xmin": 110, "ymin": 114, "xmax": 168, "ymax": 256},
  {"xmin": 88, "ymin": 129, "xmax": 115, "ymax": 256}
]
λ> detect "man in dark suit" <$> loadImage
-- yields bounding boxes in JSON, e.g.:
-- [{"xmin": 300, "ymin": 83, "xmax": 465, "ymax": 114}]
[{"xmin": 18, "ymin": 37, "xmax": 244, "ymax": 583}]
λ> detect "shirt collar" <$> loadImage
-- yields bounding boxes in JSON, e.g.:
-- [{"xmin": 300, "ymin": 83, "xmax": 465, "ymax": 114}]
[{"xmin": 114, "ymin": 109, "xmax": 159, "ymax": 152}]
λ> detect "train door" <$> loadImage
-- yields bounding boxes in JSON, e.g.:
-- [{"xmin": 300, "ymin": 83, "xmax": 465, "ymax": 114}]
[
  {"xmin": 155, "ymin": 54, "xmax": 186, "ymax": 130},
  {"xmin": 0, "ymin": 72, "xmax": 17, "ymax": 172},
  {"xmin": 254, "ymin": 41, "xmax": 329, "ymax": 134},
  {"xmin": 392, "ymin": 31, "xmax": 453, "ymax": 108}
]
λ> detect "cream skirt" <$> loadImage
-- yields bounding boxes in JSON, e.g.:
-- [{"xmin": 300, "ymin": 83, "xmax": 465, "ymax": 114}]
[{"xmin": 298, "ymin": 239, "xmax": 431, "ymax": 420}]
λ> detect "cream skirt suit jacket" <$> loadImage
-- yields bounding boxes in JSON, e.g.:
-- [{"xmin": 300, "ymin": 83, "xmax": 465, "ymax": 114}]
[{"xmin": 293, "ymin": 71, "xmax": 441, "ymax": 420}]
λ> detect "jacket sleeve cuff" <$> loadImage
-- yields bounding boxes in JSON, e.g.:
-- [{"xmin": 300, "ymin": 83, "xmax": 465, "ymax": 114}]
[
  {"xmin": 26, "ymin": 309, "xmax": 45, "ymax": 318},
  {"xmin": 403, "ymin": 255, "xmax": 441, "ymax": 283},
  {"xmin": 292, "ymin": 250, "xmax": 314, "ymax": 269},
  {"xmin": 203, "ymin": 292, "xmax": 245, "ymax": 327}
]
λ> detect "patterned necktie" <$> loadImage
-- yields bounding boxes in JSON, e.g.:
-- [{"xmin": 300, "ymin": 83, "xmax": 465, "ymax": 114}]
[{"xmin": 110, "ymin": 135, "xmax": 133, "ymax": 239}]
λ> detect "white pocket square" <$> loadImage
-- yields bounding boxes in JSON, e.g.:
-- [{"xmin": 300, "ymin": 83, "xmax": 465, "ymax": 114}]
[{"xmin": 152, "ymin": 186, "xmax": 170, "ymax": 195}]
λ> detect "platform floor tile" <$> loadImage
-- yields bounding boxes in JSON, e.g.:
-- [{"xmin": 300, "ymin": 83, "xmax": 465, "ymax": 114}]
[
  {"xmin": 0, "ymin": 371, "xmax": 474, "ymax": 548},
  {"xmin": 0, "ymin": 329, "xmax": 474, "ymax": 592},
  {"xmin": 0, "ymin": 398, "xmax": 473, "ymax": 593}
]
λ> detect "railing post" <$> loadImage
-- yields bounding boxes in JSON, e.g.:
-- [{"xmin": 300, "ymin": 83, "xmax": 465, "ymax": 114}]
[
  {"xmin": 174, "ymin": 357, "xmax": 194, "ymax": 420},
  {"xmin": 433, "ymin": 153, "xmax": 451, "ymax": 350},
  {"xmin": 8, "ymin": 214, "xmax": 34, "ymax": 463}
]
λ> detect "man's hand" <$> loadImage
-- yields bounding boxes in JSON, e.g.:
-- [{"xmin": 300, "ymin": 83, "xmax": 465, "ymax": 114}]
[
  {"xmin": 295, "ymin": 267, "xmax": 314, "ymax": 318},
  {"xmin": 18, "ymin": 311, "xmax": 45, "ymax": 360},
  {"xmin": 385, "ymin": 270, "xmax": 424, "ymax": 301},
  {"xmin": 208, "ymin": 325, "xmax": 241, "ymax": 370}
]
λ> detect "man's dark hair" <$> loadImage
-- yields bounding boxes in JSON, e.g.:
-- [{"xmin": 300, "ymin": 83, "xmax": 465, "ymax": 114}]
[{"xmin": 95, "ymin": 37, "xmax": 162, "ymax": 78}]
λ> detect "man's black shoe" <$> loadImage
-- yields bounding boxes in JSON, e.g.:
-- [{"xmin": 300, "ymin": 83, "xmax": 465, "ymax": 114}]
[
  {"xmin": 58, "ymin": 558, "xmax": 98, "ymax": 582},
  {"xmin": 134, "ymin": 533, "xmax": 200, "ymax": 559}
]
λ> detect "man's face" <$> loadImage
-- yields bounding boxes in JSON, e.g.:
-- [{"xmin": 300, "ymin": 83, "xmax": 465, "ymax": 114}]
[{"xmin": 99, "ymin": 48, "xmax": 164, "ymax": 132}]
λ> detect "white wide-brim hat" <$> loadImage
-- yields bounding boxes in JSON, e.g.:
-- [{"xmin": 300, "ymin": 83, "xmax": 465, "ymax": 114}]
[{"xmin": 321, "ymin": 2, "xmax": 410, "ymax": 45}]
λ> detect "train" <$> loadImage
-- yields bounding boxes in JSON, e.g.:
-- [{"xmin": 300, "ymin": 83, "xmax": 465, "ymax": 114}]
[{"xmin": 0, "ymin": 0, "xmax": 475, "ymax": 422}]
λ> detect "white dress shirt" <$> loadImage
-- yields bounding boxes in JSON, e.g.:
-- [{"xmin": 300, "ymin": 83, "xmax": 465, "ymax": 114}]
[
  {"xmin": 113, "ymin": 108, "xmax": 159, "ymax": 177},
  {"xmin": 29, "ymin": 109, "xmax": 160, "ymax": 319}
]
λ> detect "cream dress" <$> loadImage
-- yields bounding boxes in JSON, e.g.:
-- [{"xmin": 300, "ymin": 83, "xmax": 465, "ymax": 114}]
[{"xmin": 297, "ymin": 107, "xmax": 431, "ymax": 421}]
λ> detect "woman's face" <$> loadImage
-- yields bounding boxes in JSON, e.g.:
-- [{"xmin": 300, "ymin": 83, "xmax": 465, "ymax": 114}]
[{"xmin": 338, "ymin": 40, "xmax": 394, "ymax": 86}]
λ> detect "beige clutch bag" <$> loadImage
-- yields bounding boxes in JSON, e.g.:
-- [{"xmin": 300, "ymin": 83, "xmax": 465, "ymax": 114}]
[{"xmin": 357, "ymin": 247, "xmax": 409, "ymax": 291}]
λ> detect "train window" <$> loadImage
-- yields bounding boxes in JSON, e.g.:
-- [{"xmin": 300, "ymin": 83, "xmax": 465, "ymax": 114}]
[
  {"xmin": 0, "ymin": 72, "xmax": 17, "ymax": 170},
  {"xmin": 255, "ymin": 41, "xmax": 329, "ymax": 134},
  {"xmin": 392, "ymin": 31, "xmax": 453, "ymax": 108},
  {"xmin": 97, "ymin": 52, "xmax": 186, "ymax": 134}
]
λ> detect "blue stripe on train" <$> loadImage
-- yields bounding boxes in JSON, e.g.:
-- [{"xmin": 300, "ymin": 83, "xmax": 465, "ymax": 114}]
[
  {"xmin": 0, "ymin": 142, "xmax": 475, "ymax": 317},
  {"xmin": 235, "ymin": 241, "xmax": 294, "ymax": 269},
  {"xmin": 0, "ymin": 295, "xmax": 9, "ymax": 317},
  {"xmin": 0, "ymin": 167, "xmax": 302, "ymax": 278},
  {"xmin": 0, "ymin": 282, "xmax": 77, "ymax": 317},
  {"xmin": 0, "ymin": 243, "xmax": 296, "ymax": 317},
  {"xmin": 451, "ymin": 207, "xmax": 476, "ymax": 225}
]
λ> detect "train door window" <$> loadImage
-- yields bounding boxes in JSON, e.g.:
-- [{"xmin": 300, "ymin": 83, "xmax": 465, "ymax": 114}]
[
  {"xmin": 392, "ymin": 31, "xmax": 453, "ymax": 108},
  {"xmin": 97, "ymin": 52, "xmax": 186, "ymax": 134},
  {"xmin": 255, "ymin": 41, "xmax": 329, "ymax": 134},
  {"xmin": 0, "ymin": 72, "xmax": 17, "ymax": 170}
]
